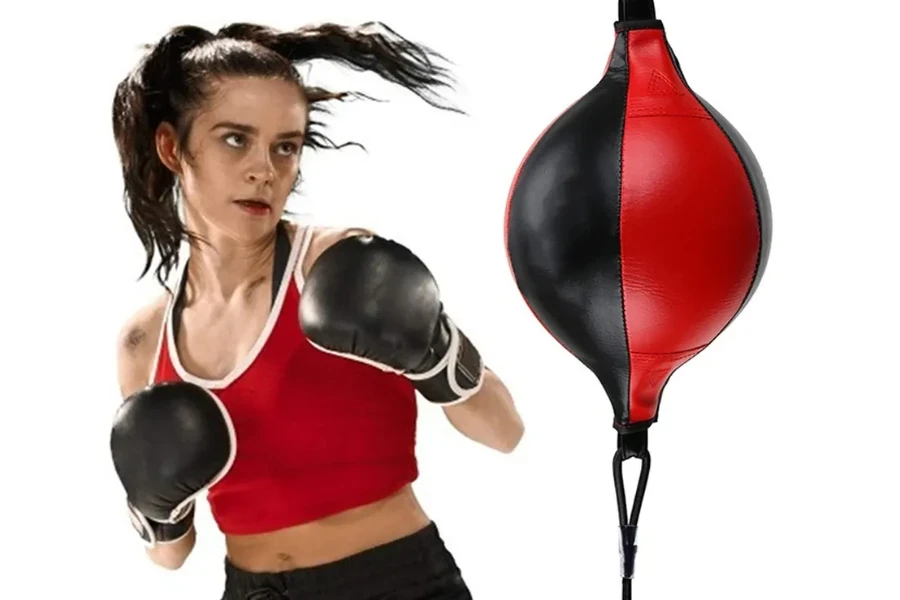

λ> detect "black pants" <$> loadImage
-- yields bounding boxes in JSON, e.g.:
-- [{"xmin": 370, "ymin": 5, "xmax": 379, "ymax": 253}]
[{"xmin": 221, "ymin": 522, "xmax": 472, "ymax": 600}]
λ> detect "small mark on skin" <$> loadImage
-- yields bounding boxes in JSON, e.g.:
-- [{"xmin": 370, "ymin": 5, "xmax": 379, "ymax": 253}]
[{"xmin": 125, "ymin": 328, "xmax": 146, "ymax": 350}]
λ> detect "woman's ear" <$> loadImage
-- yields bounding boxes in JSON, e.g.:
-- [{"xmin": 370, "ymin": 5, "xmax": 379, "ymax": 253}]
[{"xmin": 155, "ymin": 121, "xmax": 181, "ymax": 174}]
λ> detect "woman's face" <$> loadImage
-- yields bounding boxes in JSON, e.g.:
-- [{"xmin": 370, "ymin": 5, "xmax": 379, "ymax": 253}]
[{"xmin": 160, "ymin": 75, "xmax": 308, "ymax": 242}]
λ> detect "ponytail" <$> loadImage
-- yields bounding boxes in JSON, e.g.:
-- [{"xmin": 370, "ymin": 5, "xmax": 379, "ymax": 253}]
[
  {"xmin": 216, "ymin": 22, "xmax": 461, "ymax": 113},
  {"xmin": 112, "ymin": 26, "xmax": 215, "ymax": 287}
]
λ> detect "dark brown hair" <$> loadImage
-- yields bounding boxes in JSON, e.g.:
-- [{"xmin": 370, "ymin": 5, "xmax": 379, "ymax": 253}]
[{"xmin": 112, "ymin": 22, "xmax": 461, "ymax": 287}]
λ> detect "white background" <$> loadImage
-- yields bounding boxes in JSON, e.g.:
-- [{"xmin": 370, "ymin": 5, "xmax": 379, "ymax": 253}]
[{"xmin": 2, "ymin": 1, "xmax": 899, "ymax": 598}]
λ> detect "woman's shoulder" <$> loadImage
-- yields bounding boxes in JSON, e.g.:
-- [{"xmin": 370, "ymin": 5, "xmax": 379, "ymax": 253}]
[
  {"xmin": 115, "ymin": 291, "xmax": 170, "ymax": 398},
  {"xmin": 282, "ymin": 216, "xmax": 372, "ymax": 243},
  {"xmin": 291, "ymin": 221, "xmax": 375, "ymax": 279}
]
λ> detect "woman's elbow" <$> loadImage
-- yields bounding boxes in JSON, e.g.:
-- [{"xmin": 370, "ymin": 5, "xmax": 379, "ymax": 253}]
[
  {"xmin": 498, "ymin": 422, "xmax": 525, "ymax": 454},
  {"xmin": 148, "ymin": 551, "xmax": 189, "ymax": 571}
]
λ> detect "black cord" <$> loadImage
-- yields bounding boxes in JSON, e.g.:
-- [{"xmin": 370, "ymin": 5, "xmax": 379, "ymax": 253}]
[
  {"xmin": 622, "ymin": 578, "xmax": 632, "ymax": 600},
  {"xmin": 618, "ymin": 0, "xmax": 656, "ymax": 21},
  {"xmin": 613, "ymin": 430, "xmax": 651, "ymax": 600}
]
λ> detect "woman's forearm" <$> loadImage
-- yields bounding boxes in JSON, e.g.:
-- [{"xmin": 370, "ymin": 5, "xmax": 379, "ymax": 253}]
[
  {"xmin": 146, "ymin": 525, "xmax": 196, "ymax": 570},
  {"xmin": 441, "ymin": 369, "xmax": 524, "ymax": 453}
]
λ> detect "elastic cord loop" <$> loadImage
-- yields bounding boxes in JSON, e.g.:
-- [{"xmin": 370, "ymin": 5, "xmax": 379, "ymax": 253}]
[{"xmin": 612, "ymin": 430, "xmax": 652, "ymax": 600}]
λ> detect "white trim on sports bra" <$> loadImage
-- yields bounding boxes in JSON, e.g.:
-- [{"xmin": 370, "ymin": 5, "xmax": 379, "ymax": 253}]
[
  {"xmin": 149, "ymin": 221, "xmax": 313, "ymax": 390},
  {"xmin": 146, "ymin": 303, "xmax": 169, "ymax": 386},
  {"xmin": 293, "ymin": 221, "xmax": 314, "ymax": 293}
]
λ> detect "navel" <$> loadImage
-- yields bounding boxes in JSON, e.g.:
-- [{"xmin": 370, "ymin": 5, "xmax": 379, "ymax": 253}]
[{"xmin": 275, "ymin": 552, "xmax": 295, "ymax": 568}]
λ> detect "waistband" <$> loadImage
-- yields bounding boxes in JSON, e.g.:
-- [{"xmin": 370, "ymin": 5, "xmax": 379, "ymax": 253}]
[{"xmin": 222, "ymin": 522, "xmax": 461, "ymax": 599}]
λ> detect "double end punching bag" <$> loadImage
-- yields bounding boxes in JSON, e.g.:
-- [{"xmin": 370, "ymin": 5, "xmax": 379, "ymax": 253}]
[{"xmin": 504, "ymin": 1, "xmax": 772, "ymax": 597}]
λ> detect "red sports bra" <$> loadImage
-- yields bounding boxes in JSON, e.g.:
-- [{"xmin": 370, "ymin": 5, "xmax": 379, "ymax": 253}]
[{"xmin": 149, "ymin": 221, "xmax": 419, "ymax": 535}]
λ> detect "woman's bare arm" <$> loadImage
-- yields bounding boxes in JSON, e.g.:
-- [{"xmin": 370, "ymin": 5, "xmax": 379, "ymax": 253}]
[
  {"xmin": 441, "ymin": 368, "xmax": 524, "ymax": 453},
  {"xmin": 303, "ymin": 227, "xmax": 524, "ymax": 453},
  {"xmin": 115, "ymin": 294, "xmax": 197, "ymax": 570}
]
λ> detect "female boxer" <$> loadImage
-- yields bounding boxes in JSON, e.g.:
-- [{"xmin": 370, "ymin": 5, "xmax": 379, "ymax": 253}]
[{"xmin": 109, "ymin": 22, "xmax": 524, "ymax": 600}]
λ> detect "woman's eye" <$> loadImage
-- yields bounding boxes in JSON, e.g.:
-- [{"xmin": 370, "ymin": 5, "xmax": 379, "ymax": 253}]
[
  {"xmin": 222, "ymin": 134, "xmax": 298, "ymax": 156},
  {"xmin": 224, "ymin": 133, "xmax": 245, "ymax": 147},
  {"xmin": 277, "ymin": 142, "xmax": 300, "ymax": 156}
]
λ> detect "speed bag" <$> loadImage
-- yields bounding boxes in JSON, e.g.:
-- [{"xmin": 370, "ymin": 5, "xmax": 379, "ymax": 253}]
[
  {"xmin": 503, "ymin": 0, "xmax": 772, "ymax": 596},
  {"xmin": 505, "ymin": 6, "xmax": 771, "ymax": 432}
]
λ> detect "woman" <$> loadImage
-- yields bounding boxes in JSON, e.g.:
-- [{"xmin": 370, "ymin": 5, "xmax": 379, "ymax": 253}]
[{"xmin": 109, "ymin": 21, "xmax": 524, "ymax": 600}]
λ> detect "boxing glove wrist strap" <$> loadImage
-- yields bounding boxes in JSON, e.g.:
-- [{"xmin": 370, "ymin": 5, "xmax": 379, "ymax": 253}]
[
  {"xmin": 407, "ymin": 314, "xmax": 484, "ymax": 405},
  {"xmin": 127, "ymin": 500, "xmax": 195, "ymax": 548}
]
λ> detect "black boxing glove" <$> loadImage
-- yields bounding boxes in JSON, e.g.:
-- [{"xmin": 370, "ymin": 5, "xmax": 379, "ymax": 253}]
[
  {"xmin": 299, "ymin": 234, "xmax": 485, "ymax": 405},
  {"xmin": 110, "ymin": 381, "xmax": 235, "ymax": 547}
]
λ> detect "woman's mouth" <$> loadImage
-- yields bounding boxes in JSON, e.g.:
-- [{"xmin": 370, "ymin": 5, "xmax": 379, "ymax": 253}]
[{"xmin": 234, "ymin": 199, "xmax": 272, "ymax": 215}]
